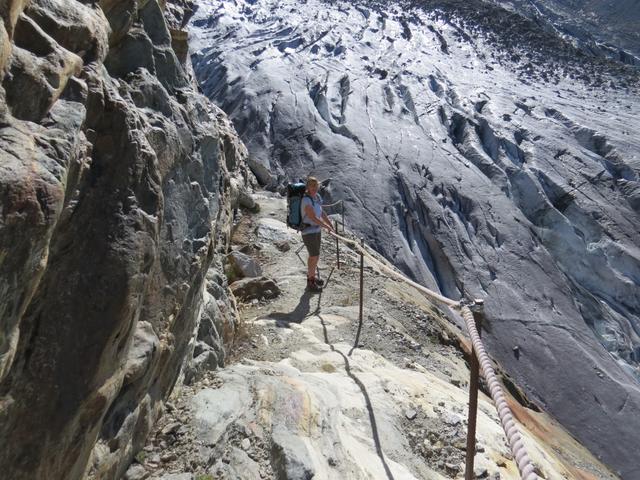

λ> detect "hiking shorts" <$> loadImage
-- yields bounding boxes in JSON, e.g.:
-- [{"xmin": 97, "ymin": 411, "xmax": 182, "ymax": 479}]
[{"xmin": 302, "ymin": 232, "xmax": 321, "ymax": 257}]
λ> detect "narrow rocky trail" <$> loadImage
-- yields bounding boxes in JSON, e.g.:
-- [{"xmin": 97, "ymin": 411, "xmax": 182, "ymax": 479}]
[{"xmin": 126, "ymin": 193, "xmax": 617, "ymax": 480}]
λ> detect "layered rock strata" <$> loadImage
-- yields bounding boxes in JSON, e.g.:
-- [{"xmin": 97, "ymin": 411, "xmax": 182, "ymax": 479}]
[{"xmin": 0, "ymin": 0, "xmax": 253, "ymax": 479}]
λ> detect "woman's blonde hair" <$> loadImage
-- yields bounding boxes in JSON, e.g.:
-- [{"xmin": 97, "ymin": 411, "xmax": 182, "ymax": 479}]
[{"xmin": 306, "ymin": 176, "xmax": 319, "ymax": 187}]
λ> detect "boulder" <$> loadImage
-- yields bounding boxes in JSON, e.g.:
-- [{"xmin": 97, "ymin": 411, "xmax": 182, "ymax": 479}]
[
  {"xmin": 226, "ymin": 250, "xmax": 263, "ymax": 279},
  {"xmin": 205, "ymin": 271, "xmax": 228, "ymax": 300},
  {"xmin": 190, "ymin": 381, "xmax": 252, "ymax": 450},
  {"xmin": 230, "ymin": 276, "xmax": 280, "ymax": 302},
  {"xmin": 271, "ymin": 428, "xmax": 316, "ymax": 480},
  {"xmin": 212, "ymin": 447, "xmax": 261, "ymax": 480},
  {"xmin": 255, "ymin": 218, "xmax": 296, "ymax": 244},
  {"xmin": 275, "ymin": 240, "xmax": 291, "ymax": 252},
  {"xmin": 184, "ymin": 347, "xmax": 220, "ymax": 385}
]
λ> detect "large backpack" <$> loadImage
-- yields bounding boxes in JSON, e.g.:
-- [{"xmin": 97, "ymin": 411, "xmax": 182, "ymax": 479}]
[{"xmin": 286, "ymin": 182, "xmax": 307, "ymax": 230}]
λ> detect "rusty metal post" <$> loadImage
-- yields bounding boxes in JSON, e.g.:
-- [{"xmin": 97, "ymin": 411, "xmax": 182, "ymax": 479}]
[
  {"xmin": 350, "ymin": 238, "xmax": 365, "ymax": 356},
  {"xmin": 341, "ymin": 201, "xmax": 345, "ymax": 233},
  {"xmin": 335, "ymin": 219, "xmax": 340, "ymax": 269},
  {"xmin": 465, "ymin": 299, "xmax": 484, "ymax": 480},
  {"xmin": 358, "ymin": 238, "xmax": 364, "ymax": 326}
]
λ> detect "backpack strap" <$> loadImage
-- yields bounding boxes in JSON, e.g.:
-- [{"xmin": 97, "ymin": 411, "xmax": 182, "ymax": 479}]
[
  {"xmin": 301, "ymin": 193, "xmax": 318, "ymax": 228},
  {"xmin": 304, "ymin": 193, "xmax": 319, "ymax": 205}
]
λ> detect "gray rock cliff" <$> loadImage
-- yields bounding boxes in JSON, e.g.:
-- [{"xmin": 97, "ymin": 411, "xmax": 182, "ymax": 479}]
[{"xmin": 0, "ymin": 0, "xmax": 253, "ymax": 478}]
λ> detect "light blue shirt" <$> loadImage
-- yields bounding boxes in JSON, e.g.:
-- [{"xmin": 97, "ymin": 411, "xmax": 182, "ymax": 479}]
[{"xmin": 301, "ymin": 193, "xmax": 323, "ymax": 235}]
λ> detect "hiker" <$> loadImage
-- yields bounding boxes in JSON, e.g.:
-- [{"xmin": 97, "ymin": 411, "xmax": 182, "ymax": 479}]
[{"xmin": 301, "ymin": 176, "xmax": 334, "ymax": 292}]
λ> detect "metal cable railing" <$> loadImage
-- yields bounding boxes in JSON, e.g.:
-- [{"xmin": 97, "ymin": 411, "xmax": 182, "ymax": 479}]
[
  {"xmin": 322, "ymin": 200, "xmax": 345, "ymax": 233},
  {"xmin": 323, "ymin": 227, "xmax": 539, "ymax": 480},
  {"xmin": 322, "ymin": 199, "xmax": 344, "ymax": 208},
  {"xmin": 460, "ymin": 306, "xmax": 538, "ymax": 480}
]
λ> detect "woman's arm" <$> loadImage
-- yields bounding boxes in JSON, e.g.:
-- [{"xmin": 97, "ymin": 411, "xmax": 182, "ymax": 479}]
[
  {"xmin": 321, "ymin": 210, "xmax": 335, "ymax": 231},
  {"xmin": 304, "ymin": 204, "xmax": 334, "ymax": 231}
]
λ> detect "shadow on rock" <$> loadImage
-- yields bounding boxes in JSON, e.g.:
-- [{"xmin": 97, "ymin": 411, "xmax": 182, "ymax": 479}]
[
  {"xmin": 261, "ymin": 289, "xmax": 321, "ymax": 327},
  {"xmin": 318, "ymin": 314, "xmax": 395, "ymax": 480}
]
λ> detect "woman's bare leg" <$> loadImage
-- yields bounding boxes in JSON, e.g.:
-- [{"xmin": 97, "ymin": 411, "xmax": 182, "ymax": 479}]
[{"xmin": 308, "ymin": 255, "xmax": 319, "ymax": 279}]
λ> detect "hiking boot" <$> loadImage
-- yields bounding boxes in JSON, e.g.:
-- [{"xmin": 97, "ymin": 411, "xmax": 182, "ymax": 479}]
[
  {"xmin": 307, "ymin": 276, "xmax": 325, "ymax": 287},
  {"xmin": 306, "ymin": 278, "xmax": 323, "ymax": 292}
]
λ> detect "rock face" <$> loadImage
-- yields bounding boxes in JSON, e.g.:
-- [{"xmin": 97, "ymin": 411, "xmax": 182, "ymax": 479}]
[
  {"xmin": 189, "ymin": 0, "xmax": 640, "ymax": 477},
  {"xmin": 0, "ymin": 0, "xmax": 253, "ymax": 479}
]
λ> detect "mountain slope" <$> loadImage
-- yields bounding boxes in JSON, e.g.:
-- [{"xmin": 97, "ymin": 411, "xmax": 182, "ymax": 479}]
[
  {"xmin": 492, "ymin": 0, "xmax": 640, "ymax": 65},
  {"xmin": 189, "ymin": 0, "xmax": 640, "ymax": 477}
]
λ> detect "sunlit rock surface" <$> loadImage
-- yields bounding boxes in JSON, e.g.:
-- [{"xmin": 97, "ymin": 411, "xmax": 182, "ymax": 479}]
[
  {"xmin": 189, "ymin": 0, "xmax": 640, "ymax": 477},
  {"xmin": 0, "ymin": 0, "xmax": 252, "ymax": 478}
]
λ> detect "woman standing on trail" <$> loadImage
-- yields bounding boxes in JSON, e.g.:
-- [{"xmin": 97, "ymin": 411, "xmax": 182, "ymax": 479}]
[{"xmin": 301, "ymin": 176, "xmax": 334, "ymax": 292}]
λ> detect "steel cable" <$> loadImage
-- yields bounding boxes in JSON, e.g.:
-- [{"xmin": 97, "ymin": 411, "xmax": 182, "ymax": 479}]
[{"xmin": 326, "ymin": 229, "xmax": 459, "ymax": 307}]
